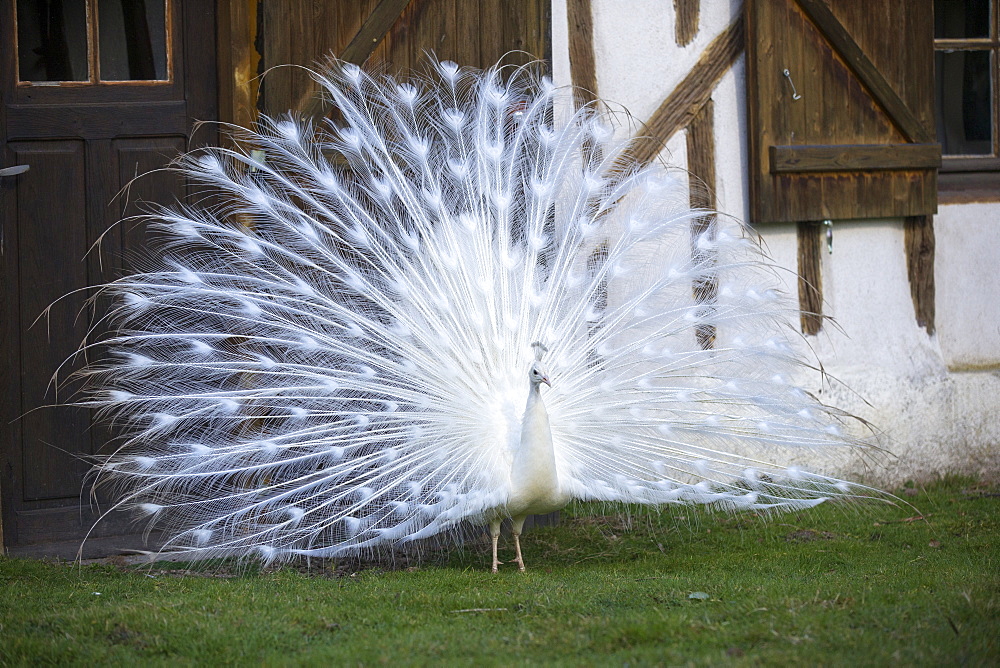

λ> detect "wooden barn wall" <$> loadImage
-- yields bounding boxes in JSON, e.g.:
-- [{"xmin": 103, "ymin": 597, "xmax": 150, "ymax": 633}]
[{"xmin": 218, "ymin": 0, "xmax": 551, "ymax": 127}]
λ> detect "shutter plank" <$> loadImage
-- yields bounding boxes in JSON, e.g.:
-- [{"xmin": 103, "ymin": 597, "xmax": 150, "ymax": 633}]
[{"xmin": 770, "ymin": 143, "xmax": 942, "ymax": 173}]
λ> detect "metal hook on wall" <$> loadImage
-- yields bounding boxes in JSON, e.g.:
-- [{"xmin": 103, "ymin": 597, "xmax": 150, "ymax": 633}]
[{"xmin": 782, "ymin": 68, "xmax": 802, "ymax": 101}]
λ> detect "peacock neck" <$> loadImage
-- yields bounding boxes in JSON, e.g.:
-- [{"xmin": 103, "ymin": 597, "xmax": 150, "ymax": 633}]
[{"xmin": 508, "ymin": 381, "xmax": 562, "ymax": 513}]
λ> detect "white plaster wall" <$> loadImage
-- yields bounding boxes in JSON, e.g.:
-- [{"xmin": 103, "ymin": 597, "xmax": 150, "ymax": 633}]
[
  {"xmin": 564, "ymin": 0, "xmax": 1000, "ymax": 484},
  {"xmin": 935, "ymin": 202, "xmax": 1000, "ymax": 369},
  {"xmin": 762, "ymin": 219, "xmax": 1000, "ymax": 485}
]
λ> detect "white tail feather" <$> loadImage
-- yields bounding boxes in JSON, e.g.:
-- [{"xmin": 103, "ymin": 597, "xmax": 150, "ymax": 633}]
[{"xmin": 77, "ymin": 58, "xmax": 884, "ymax": 565}]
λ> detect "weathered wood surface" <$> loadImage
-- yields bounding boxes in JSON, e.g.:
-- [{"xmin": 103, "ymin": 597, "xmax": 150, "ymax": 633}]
[
  {"xmin": 567, "ymin": 0, "xmax": 598, "ymax": 106},
  {"xmin": 217, "ymin": 0, "xmax": 261, "ymax": 131},
  {"xmin": 686, "ymin": 99, "xmax": 718, "ymax": 350},
  {"xmin": 770, "ymin": 143, "xmax": 942, "ymax": 173},
  {"xmin": 745, "ymin": 0, "xmax": 937, "ymax": 223},
  {"xmin": 674, "ymin": 0, "xmax": 700, "ymax": 46},
  {"xmin": 297, "ymin": 0, "xmax": 412, "ymax": 118},
  {"xmin": 794, "ymin": 0, "xmax": 932, "ymax": 143},
  {"xmin": 242, "ymin": 0, "xmax": 550, "ymax": 119},
  {"xmin": 796, "ymin": 221, "xmax": 824, "ymax": 335},
  {"xmin": 905, "ymin": 215, "xmax": 935, "ymax": 335}
]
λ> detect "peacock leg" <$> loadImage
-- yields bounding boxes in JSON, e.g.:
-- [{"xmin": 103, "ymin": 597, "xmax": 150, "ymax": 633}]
[
  {"xmin": 512, "ymin": 516, "xmax": 528, "ymax": 572},
  {"xmin": 489, "ymin": 520, "xmax": 502, "ymax": 573}
]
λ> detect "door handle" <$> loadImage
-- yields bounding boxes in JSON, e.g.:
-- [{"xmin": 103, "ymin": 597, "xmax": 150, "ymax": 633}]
[{"xmin": 0, "ymin": 165, "xmax": 29, "ymax": 177}]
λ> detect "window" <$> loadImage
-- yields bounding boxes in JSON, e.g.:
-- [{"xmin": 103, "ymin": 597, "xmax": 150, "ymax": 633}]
[
  {"xmin": 16, "ymin": 0, "xmax": 171, "ymax": 85},
  {"xmin": 935, "ymin": 0, "xmax": 1000, "ymax": 200}
]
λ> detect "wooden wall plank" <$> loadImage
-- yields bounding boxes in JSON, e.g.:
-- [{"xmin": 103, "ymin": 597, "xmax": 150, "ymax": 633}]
[
  {"xmin": 216, "ymin": 0, "xmax": 259, "ymax": 127},
  {"xmin": 453, "ymin": 0, "xmax": 481, "ymax": 67},
  {"xmin": 342, "ymin": 0, "xmax": 412, "ymax": 64},
  {"xmin": 339, "ymin": 1, "xmax": 374, "ymax": 63},
  {"xmin": 259, "ymin": 2, "xmax": 292, "ymax": 116},
  {"xmin": 794, "ymin": 0, "xmax": 931, "ymax": 143},
  {"xmin": 295, "ymin": 0, "xmax": 411, "ymax": 118},
  {"xmin": 223, "ymin": 0, "xmax": 551, "ymax": 124}
]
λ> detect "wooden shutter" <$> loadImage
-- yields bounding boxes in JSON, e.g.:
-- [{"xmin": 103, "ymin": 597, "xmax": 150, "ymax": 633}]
[{"xmin": 745, "ymin": 0, "xmax": 940, "ymax": 224}]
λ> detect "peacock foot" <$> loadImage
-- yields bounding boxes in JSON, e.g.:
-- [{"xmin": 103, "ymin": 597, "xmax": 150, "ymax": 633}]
[{"xmin": 513, "ymin": 532, "xmax": 526, "ymax": 572}]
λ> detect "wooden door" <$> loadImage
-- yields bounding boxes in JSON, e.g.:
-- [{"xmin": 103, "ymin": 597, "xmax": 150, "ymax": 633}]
[{"xmin": 0, "ymin": 0, "xmax": 216, "ymax": 557}]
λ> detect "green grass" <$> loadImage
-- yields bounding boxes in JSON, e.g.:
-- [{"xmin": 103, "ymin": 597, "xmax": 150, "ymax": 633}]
[{"xmin": 1, "ymin": 478, "xmax": 997, "ymax": 666}]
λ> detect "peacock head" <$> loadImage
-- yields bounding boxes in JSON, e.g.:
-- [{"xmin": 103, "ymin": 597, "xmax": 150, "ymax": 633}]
[{"xmin": 529, "ymin": 362, "xmax": 551, "ymax": 388}]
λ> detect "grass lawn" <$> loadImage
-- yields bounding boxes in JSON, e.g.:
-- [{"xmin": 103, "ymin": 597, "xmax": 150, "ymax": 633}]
[{"xmin": 1, "ymin": 477, "xmax": 997, "ymax": 666}]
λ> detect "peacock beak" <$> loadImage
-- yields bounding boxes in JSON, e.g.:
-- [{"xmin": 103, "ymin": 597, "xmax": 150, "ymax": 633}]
[{"xmin": 542, "ymin": 376, "xmax": 551, "ymax": 387}]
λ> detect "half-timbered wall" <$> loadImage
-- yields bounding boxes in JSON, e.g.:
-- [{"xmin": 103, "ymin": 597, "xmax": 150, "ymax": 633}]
[{"xmin": 557, "ymin": 0, "xmax": 1000, "ymax": 483}]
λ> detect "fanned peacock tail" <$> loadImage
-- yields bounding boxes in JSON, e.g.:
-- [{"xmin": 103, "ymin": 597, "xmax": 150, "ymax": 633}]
[{"xmin": 73, "ymin": 58, "xmax": 884, "ymax": 564}]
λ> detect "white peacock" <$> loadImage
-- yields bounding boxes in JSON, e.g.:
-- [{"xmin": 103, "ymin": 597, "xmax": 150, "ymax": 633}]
[{"xmin": 73, "ymin": 59, "xmax": 883, "ymax": 571}]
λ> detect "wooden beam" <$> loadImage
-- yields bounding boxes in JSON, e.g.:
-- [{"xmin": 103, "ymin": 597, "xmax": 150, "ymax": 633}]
[
  {"xmin": 794, "ymin": 0, "xmax": 933, "ymax": 143},
  {"xmin": 770, "ymin": 143, "xmax": 942, "ymax": 173},
  {"xmin": 297, "ymin": 0, "xmax": 411, "ymax": 119},
  {"xmin": 673, "ymin": 0, "xmax": 700, "ymax": 46},
  {"xmin": 687, "ymin": 99, "xmax": 717, "ymax": 211},
  {"xmin": 340, "ymin": 0, "xmax": 412, "ymax": 65},
  {"xmin": 686, "ymin": 99, "xmax": 718, "ymax": 349},
  {"xmin": 567, "ymin": 0, "xmax": 599, "ymax": 106},
  {"xmin": 632, "ymin": 15, "xmax": 743, "ymax": 167},
  {"xmin": 904, "ymin": 215, "xmax": 935, "ymax": 334},
  {"xmin": 797, "ymin": 221, "xmax": 824, "ymax": 335}
]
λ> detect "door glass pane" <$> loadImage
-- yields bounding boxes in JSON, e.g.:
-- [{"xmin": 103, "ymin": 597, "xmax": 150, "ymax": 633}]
[
  {"xmin": 98, "ymin": 0, "xmax": 168, "ymax": 81},
  {"xmin": 935, "ymin": 0, "xmax": 991, "ymax": 39},
  {"xmin": 935, "ymin": 50, "xmax": 993, "ymax": 155},
  {"xmin": 16, "ymin": 0, "xmax": 90, "ymax": 82}
]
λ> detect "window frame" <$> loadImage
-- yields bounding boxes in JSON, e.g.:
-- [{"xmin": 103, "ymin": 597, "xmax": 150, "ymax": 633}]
[
  {"xmin": 935, "ymin": 0, "xmax": 1000, "ymax": 202},
  {"xmin": 14, "ymin": 0, "xmax": 174, "ymax": 87}
]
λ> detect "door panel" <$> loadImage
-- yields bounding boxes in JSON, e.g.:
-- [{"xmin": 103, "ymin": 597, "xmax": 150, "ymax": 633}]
[
  {"xmin": 13, "ymin": 140, "xmax": 91, "ymax": 502},
  {"xmin": 1, "ymin": 0, "xmax": 216, "ymax": 556}
]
